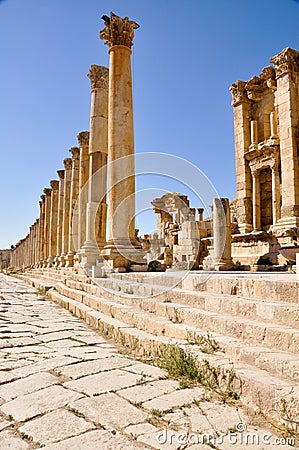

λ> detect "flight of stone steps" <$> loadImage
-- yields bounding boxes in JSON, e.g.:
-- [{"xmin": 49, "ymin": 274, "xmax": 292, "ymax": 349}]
[{"xmin": 18, "ymin": 268, "xmax": 299, "ymax": 424}]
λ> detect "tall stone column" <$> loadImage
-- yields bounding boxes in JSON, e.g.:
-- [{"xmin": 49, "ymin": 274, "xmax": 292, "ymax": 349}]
[
  {"xmin": 43, "ymin": 187, "xmax": 52, "ymax": 267},
  {"xmin": 252, "ymin": 171, "xmax": 261, "ymax": 231},
  {"xmin": 47, "ymin": 180, "xmax": 59, "ymax": 267},
  {"xmin": 100, "ymin": 12, "xmax": 145, "ymax": 270},
  {"xmin": 230, "ymin": 81, "xmax": 253, "ymax": 233},
  {"xmin": 271, "ymin": 164, "xmax": 281, "ymax": 225},
  {"xmin": 213, "ymin": 198, "xmax": 233, "ymax": 270},
  {"xmin": 39, "ymin": 195, "xmax": 45, "ymax": 265},
  {"xmin": 271, "ymin": 48, "xmax": 299, "ymax": 227},
  {"xmin": 80, "ymin": 65, "xmax": 109, "ymax": 270},
  {"xmin": 65, "ymin": 147, "xmax": 80, "ymax": 267},
  {"xmin": 54, "ymin": 170, "xmax": 65, "ymax": 267},
  {"xmin": 60, "ymin": 158, "xmax": 72, "ymax": 267},
  {"xmin": 77, "ymin": 132, "xmax": 90, "ymax": 259}
]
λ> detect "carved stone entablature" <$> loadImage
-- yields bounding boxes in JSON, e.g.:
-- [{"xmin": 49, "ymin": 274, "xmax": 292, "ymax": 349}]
[
  {"xmin": 100, "ymin": 12, "xmax": 140, "ymax": 49},
  {"xmin": 57, "ymin": 169, "xmax": 65, "ymax": 180},
  {"xmin": 270, "ymin": 47, "xmax": 299, "ymax": 79},
  {"xmin": 77, "ymin": 131, "xmax": 89, "ymax": 147},
  {"xmin": 63, "ymin": 158, "xmax": 72, "ymax": 170},
  {"xmin": 43, "ymin": 188, "xmax": 52, "ymax": 196},
  {"xmin": 245, "ymin": 76, "xmax": 265, "ymax": 101},
  {"xmin": 69, "ymin": 147, "xmax": 80, "ymax": 159},
  {"xmin": 230, "ymin": 80, "xmax": 249, "ymax": 106},
  {"xmin": 50, "ymin": 180, "xmax": 59, "ymax": 190},
  {"xmin": 87, "ymin": 65, "xmax": 109, "ymax": 90},
  {"xmin": 246, "ymin": 144, "xmax": 280, "ymax": 174}
]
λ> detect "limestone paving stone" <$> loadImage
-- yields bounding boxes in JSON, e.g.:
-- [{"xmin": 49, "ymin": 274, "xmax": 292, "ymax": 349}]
[
  {"xmin": 18, "ymin": 408, "xmax": 95, "ymax": 446},
  {"xmin": 56, "ymin": 355, "xmax": 133, "ymax": 380},
  {"xmin": 123, "ymin": 362, "xmax": 167, "ymax": 379},
  {"xmin": 69, "ymin": 392, "xmax": 148, "ymax": 429},
  {"xmin": 64, "ymin": 368, "xmax": 149, "ymax": 396},
  {"xmin": 0, "ymin": 385, "xmax": 83, "ymax": 422},
  {"xmin": 42, "ymin": 429, "xmax": 144, "ymax": 450},
  {"xmin": 61, "ymin": 345, "xmax": 116, "ymax": 360},
  {"xmin": 0, "ymin": 419, "xmax": 10, "ymax": 431},
  {"xmin": 119, "ymin": 379, "xmax": 180, "ymax": 403},
  {"xmin": 10, "ymin": 355, "xmax": 79, "ymax": 378},
  {"xmin": 142, "ymin": 387, "xmax": 205, "ymax": 412},
  {"xmin": 37, "ymin": 330, "xmax": 75, "ymax": 342},
  {"xmin": 0, "ymin": 430, "xmax": 30, "ymax": 449},
  {"xmin": 0, "ymin": 372, "xmax": 58, "ymax": 401}
]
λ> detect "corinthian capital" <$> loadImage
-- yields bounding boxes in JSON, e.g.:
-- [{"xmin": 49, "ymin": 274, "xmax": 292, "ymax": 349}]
[
  {"xmin": 43, "ymin": 188, "xmax": 52, "ymax": 196},
  {"xmin": 63, "ymin": 158, "xmax": 72, "ymax": 170},
  {"xmin": 100, "ymin": 12, "xmax": 139, "ymax": 49},
  {"xmin": 69, "ymin": 146, "xmax": 80, "ymax": 159},
  {"xmin": 87, "ymin": 65, "xmax": 109, "ymax": 90},
  {"xmin": 229, "ymin": 80, "xmax": 249, "ymax": 106},
  {"xmin": 270, "ymin": 47, "xmax": 299, "ymax": 78},
  {"xmin": 50, "ymin": 180, "xmax": 59, "ymax": 190},
  {"xmin": 77, "ymin": 131, "xmax": 90, "ymax": 147}
]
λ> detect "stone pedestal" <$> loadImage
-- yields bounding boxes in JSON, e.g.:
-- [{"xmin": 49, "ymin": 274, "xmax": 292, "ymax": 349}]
[
  {"xmin": 80, "ymin": 65, "xmax": 109, "ymax": 271},
  {"xmin": 100, "ymin": 12, "xmax": 146, "ymax": 271},
  {"xmin": 213, "ymin": 198, "xmax": 234, "ymax": 271}
]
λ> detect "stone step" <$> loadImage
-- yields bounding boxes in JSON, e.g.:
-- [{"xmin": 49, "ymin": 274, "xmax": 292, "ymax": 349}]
[
  {"xmin": 44, "ymin": 286, "xmax": 299, "ymax": 421},
  {"xmin": 52, "ymin": 281, "xmax": 299, "ymax": 383}
]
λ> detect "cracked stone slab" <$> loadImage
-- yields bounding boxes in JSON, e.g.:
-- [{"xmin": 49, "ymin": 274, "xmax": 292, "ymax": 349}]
[
  {"xmin": 64, "ymin": 369, "xmax": 149, "ymax": 396},
  {"xmin": 61, "ymin": 346, "xmax": 116, "ymax": 360},
  {"xmin": 56, "ymin": 356, "xmax": 133, "ymax": 380},
  {"xmin": 0, "ymin": 372, "xmax": 58, "ymax": 401},
  {"xmin": 142, "ymin": 387, "xmax": 205, "ymax": 411},
  {"xmin": 69, "ymin": 392, "xmax": 148, "ymax": 429},
  {"xmin": 119, "ymin": 379, "xmax": 180, "ymax": 403},
  {"xmin": 11, "ymin": 356, "xmax": 80, "ymax": 377},
  {"xmin": 0, "ymin": 385, "xmax": 83, "ymax": 421},
  {"xmin": 18, "ymin": 408, "xmax": 95, "ymax": 446},
  {"xmin": 42, "ymin": 429, "xmax": 143, "ymax": 450},
  {"xmin": 122, "ymin": 362, "xmax": 167, "ymax": 379}
]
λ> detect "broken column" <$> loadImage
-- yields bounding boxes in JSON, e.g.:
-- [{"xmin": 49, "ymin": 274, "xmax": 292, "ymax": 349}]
[
  {"xmin": 213, "ymin": 198, "xmax": 234, "ymax": 270},
  {"xmin": 100, "ymin": 12, "xmax": 145, "ymax": 270}
]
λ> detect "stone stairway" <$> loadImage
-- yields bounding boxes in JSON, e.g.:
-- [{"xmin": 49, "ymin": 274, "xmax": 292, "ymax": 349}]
[{"xmin": 18, "ymin": 268, "xmax": 299, "ymax": 424}]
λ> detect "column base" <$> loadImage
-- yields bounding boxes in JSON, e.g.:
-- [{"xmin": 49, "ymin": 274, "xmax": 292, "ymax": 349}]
[
  {"xmin": 59, "ymin": 255, "xmax": 66, "ymax": 268},
  {"xmin": 102, "ymin": 244, "xmax": 147, "ymax": 272},
  {"xmin": 65, "ymin": 253, "xmax": 75, "ymax": 268},
  {"xmin": 214, "ymin": 258, "xmax": 235, "ymax": 271},
  {"xmin": 53, "ymin": 256, "xmax": 61, "ymax": 268},
  {"xmin": 47, "ymin": 256, "xmax": 55, "ymax": 268},
  {"xmin": 271, "ymin": 216, "xmax": 299, "ymax": 233},
  {"xmin": 79, "ymin": 241, "xmax": 101, "ymax": 272}
]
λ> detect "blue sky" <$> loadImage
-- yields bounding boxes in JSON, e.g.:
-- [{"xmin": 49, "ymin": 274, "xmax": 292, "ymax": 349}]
[{"xmin": 1, "ymin": 0, "xmax": 299, "ymax": 248}]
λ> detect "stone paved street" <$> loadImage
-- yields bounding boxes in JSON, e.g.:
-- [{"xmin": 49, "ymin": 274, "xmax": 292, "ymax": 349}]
[{"xmin": 0, "ymin": 274, "xmax": 297, "ymax": 449}]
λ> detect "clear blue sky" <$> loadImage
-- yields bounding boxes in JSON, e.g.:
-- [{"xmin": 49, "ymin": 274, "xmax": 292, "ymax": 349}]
[{"xmin": 1, "ymin": 0, "xmax": 299, "ymax": 248}]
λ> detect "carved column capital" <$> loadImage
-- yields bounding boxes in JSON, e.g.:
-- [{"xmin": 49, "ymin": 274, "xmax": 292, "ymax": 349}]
[
  {"xmin": 50, "ymin": 180, "xmax": 59, "ymax": 190},
  {"xmin": 77, "ymin": 131, "xmax": 90, "ymax": 147},
  {"xmin": 40, "ymin": 194, "xmax": 46, "ymax": 202},
  {"xmin": 69, "ymin": 146, "xmax": 80, "ymax": 159},
  {"xmin": 57, "ymin": 169, "xmax": 65, "ymax": 180},
  {"xmin": 43, "ymin": 188, "xmax": 52, "ymax": 196},
  {"xmin": 270, "ymin": 47, "xmax": 299, "ymax": 78},
  {"xmin": 87, "ymin": 65, "xmax": 109, "ymax": 90},
  {"xmin": 230, "ymin": 80, "xmax": 249, "ymax": 106},
  {"xmin": 63, "ymin": 158, "xmax": 72, "ymax": 170},
  {"xmin": 100, "ymin": 12, "xmax": 139, "ymax": 49}
]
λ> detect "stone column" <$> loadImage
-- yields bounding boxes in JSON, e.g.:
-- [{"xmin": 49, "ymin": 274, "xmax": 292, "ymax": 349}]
[
  {"xmin": 43, "ymin": 187, "xmax": 52, "ymax": 267},
  {"xmin": 80, "ymin": 65, "xmax": 109, "ymax": 270},
  {"xmin": 34, "ymin": 219, "xmax": 40, "ymax": 266},
  {"xmin": 252, "ymin": 171, "xmax": 261, "ymax": 231},
  {"xmin": 270, "ymin": 111, "xmax": 278, "ymax": 139},
  {"xmin": 250, "ymin": 120, "xmax": 258, "ymax": 146},
  {"xmin": 271, "ymin": 48, "xmax": 299, "ymax": 226},
  {"xmin": 60, "ymin": 158, "xmax": 72, "ymax": 266},
  {"xmin": 65, "ymin": 147, "xmax": 80, "ymax": 267},
  {"xmin": 100, "ymin": 12, "xmax": 145, "ymax": 270},
  {"xmin": 230, "ymin": 81, "xmax": 253, "ymax": 233},
  {"xmin": 47, "ymin": 180, "xmax": 59, "ymax": 266},
  {"xmin": 54, "ymin": 170, "xmax": 65, "ymax": 267},
  {"xmin": 213, "ymin": 198, "xmax": 233, "ymax": 270},
  {"xmin": 197, "ymin": 208, "xmax": 204, "ymax": 222},
  {"xmin": 76, "ymin": 132, "xmax": 90, "ymax": 260},
  {"xmin": 271, "ymin": 165, "xmax": 281, "ymax": 225},
  {"xmin": 38, "ymin": 195, "xmax": 45, "ymax": 265}
]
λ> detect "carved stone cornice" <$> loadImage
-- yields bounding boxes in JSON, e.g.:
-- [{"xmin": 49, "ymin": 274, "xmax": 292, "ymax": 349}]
[
  {"xmin": 43, "ymin": 188, "xmax": 52, "ymax": 196},
  {"xmin": 57, "ymin": 169, "xmax": 65, "ymax": 180},
  {"xmin": 100, "ymin": 12, "xmax": 140, "ymax": 49},
  {"xmin": 230, "ymin": 80, "xmax": 249, "ymax": 106},
  {"xmin": 77, "ymin": 131, "xmax": 89, "ymax": 147},
  {"xmin": 270, "ymin": 47, "xmax": 299, "ymax": 79},
  {"xmin": 87, "ymin": 65, "xmax": 109, "ymax": 90},
  {"xmin": 63, "ymin": 158, "xmax": 72, "ymax": 170},
  {"xmin": 69, "ymin": 146, "xmax": 80, "ymax": 159},
  {"xmin": 260, "ymin": 66, "xmax": 277, "ymax": 90},
  {"xmin": 50, "ymin": 180, "xmax": 59, "ymax": 190}
]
